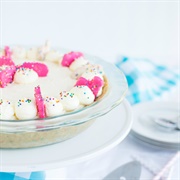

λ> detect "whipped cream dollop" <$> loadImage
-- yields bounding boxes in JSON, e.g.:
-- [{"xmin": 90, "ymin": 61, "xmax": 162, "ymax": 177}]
[
  {"xmin": 26, "ymin": 47, "xmax": 39, "ymax": 60},
  {"xmin": 81, "ymin": 71, "xmax": 103, "ymax": 80},
  {"xmin": 12, "ymin": 46, "xmax": 27, "ymax": 59},
  {"xmin": 70, "ymin": 86, "xmax": 95, "ymax": 105},
  {"xmin": 69, "ymin": 57, "xmax": 88, "ymax": 71},
  {"xmin": 71, "ymin": 66, "xmax": 87, "ymax": 79},
  {"xmin": 0, "ymin": 99, "xmax": 15, "ymax": 120},
  {"xmin": 15, "ymin": 98, "xmax": 37, "ymax": 120},
  {"xmin": 38, "ymin": 40, "xmax": 50, "ymax": 60},
  {"xmin": 45, "ymin": 51, "xmax": 63, "ymax": 63},
  {"xmin": 86, "ymin": 64, "xmax": 104, "ymax": 76},
  {"xmin": 71, "ymin": 64, "xmax": 104, "ymax": 79},
  {"xmin": 59, "ymin": 91, "xmax": 80, "ymax": 111},
  {"xmin": 80, "ymin": 72, "xmax": 104, "ymax": 97},
  {"xmin": 45, "ymin": 97, "xmax": 64, "ymax": 117},
  {"xmin": 14, "ymin": 68, "xmax": 38, "ymax": 84}
]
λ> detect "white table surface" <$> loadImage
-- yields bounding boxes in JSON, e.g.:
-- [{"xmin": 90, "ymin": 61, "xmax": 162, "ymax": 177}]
[{"xmin": 0, "ymin": 1, "xmax": 179, "ymax": 179}]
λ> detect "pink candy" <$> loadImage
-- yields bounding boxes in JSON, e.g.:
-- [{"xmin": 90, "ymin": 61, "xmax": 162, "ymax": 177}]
[
  {"xmin": 75, "ymin": 76, "xmax": 104, "ymax": 97},
  {"xmin": 0, "ymin": 56, "xmax": 15, "ymax": 66},
  {"xmin": 0, "ymin": 65, "xmax": 16, "ymax": 88},
  {"xmin": 0, "ymin": 46, "xmax": 16, "ymax": 87},
  {"xmin": 4, "ymin": 46, "xmax": 12, "ymax": 58},
  {"xmin": 34, "ymin": 86, "xmax": 46, "ymax": 119},
  {"xmin": 0, "ymin": 46, "xmax": 15, "ymax": 66},
  {"xmin": 19, "ymin": 62, "xmax": 49, "ymax": 77},
  {"xmin": 61, "ymin": 51, "xmax": 83, "ymax": 67}
]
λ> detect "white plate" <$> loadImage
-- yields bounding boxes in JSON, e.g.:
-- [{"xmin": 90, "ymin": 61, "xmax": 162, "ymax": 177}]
[
  {"xmin": 0, "ymin": 99, "xmax": 132, "ymax": 172},
  {"xmin": 131, "ymin": 101, "xmax": 180, "ymax": 149}
]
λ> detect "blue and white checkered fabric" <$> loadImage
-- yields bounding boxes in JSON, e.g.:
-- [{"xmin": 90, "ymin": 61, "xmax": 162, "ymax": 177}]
[
  {"xmin": 116, "ymin": 56, "xmax": 179, "ymax": 104},
  {"xmin": 0, "ymin": 172, "xmax": 45, "ymax": 180}
]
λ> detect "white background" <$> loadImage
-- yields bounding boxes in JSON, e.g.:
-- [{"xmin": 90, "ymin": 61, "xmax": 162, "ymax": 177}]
[
  {"xmin": 0, "ymin": 1, "xmax": 179, "ymax": 67},
  {"xmin": 0, "ymin": 1, "xmax": 179, "ymax": 179}
]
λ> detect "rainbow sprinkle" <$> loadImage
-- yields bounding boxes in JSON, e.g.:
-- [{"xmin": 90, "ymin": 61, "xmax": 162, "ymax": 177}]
[{"xmin": 17, "ymin": 98, "xmax": 32, "ymax": 107}]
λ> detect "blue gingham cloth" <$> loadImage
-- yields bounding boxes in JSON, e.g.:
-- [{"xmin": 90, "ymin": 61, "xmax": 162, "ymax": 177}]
[
  {"xmin": 0, "ymin": 56, "xmax": 179, "ymax": 180},
  {"xmin": 116, "ymin": 56, "xmax": 179, "ymax": 104},
  {"xmin": 0, "ymin": 172, "xmax": 45, "ymax": 180}
]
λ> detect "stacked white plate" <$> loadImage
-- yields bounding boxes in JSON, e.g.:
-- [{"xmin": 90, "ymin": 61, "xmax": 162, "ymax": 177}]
[{"xmin": 131, "ymin": 101, "xmax": 180, "ymax": 149}]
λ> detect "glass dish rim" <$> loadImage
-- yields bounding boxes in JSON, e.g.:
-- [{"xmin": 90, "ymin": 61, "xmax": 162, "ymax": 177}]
[{"xmin": 0, "ymin": 47, "xmax": 128, "ymax": 128}]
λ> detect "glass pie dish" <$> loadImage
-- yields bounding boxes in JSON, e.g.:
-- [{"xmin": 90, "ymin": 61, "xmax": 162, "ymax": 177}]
[{"xmin": 0, "ymin": 50, "xmax": 128, "ymax": 148}]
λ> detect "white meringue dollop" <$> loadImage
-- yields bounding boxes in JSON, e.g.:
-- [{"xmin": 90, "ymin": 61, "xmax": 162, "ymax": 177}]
[
  {"xmin": 15, "ymin": 98, "xmax": 37, "ymax": 120},
  {"xmin": 69, "ymin": 57, "xmax": 88, "ymax": 71},
  {"xmin": 45, "ymin": 97, "xmax": 64, "ymax": 117},
  {"xmin": 70, "ymin": 86, "xmax": 95, "ymax": 105},
  {"xmin": 14, "ymin": 68, "xmax": 38, "ymax": 84},
  {"xmin": 59, "ymin": 91, "xmax": 80, "ymax": 111},
  {"xmin": 0, "ymin": 99, "xmax": 15, "ymax": 120}
]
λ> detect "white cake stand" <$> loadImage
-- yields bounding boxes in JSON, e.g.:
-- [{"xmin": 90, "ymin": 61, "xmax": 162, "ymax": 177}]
[{"xmin": 0, "ymin": 99, "xmax": 132, "ymax": 172}]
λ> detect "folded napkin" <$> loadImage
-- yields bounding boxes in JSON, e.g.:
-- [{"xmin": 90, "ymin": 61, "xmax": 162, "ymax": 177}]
[
  {"xmin": 116, "ymin": 56, "xmax": 179, "ymax": 104},
  {"xmin": 1, "ymin": 56, "xmax": 179, "ymax": 180}
]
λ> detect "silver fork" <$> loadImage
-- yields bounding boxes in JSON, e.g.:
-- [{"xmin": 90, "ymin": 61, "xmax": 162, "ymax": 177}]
[{"xmin": 151, "ymin": 115, "xmax": 180, "ymax": 130}]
